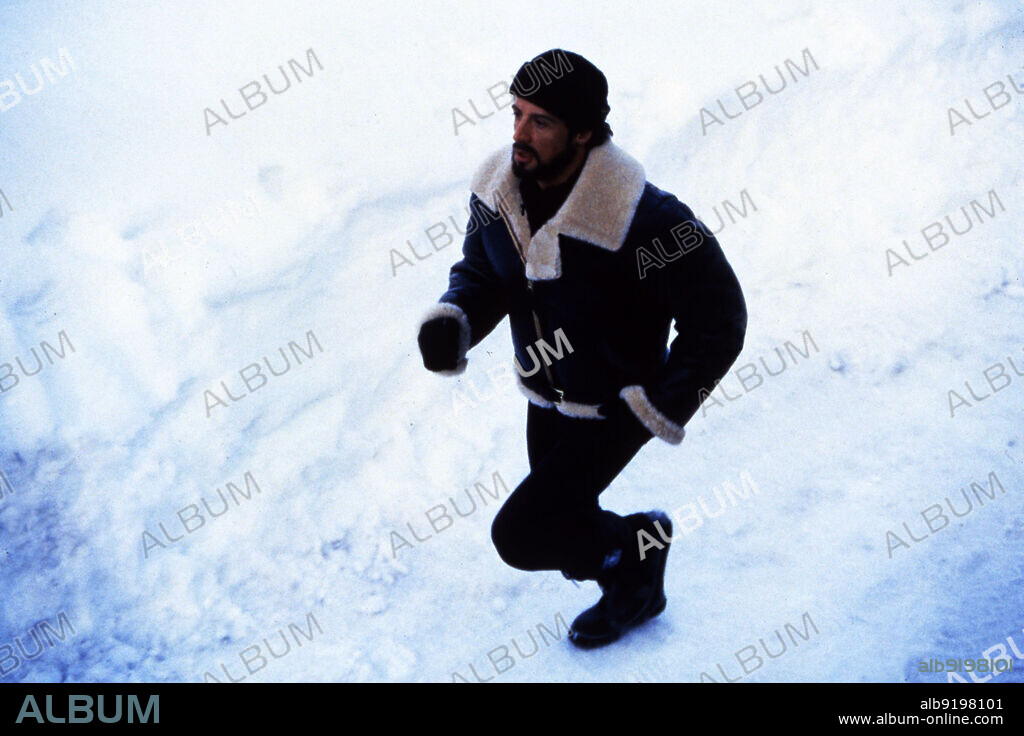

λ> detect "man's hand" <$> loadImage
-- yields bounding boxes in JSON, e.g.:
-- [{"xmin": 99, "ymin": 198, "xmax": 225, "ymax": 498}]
[{"xmin": 418, "ymin": 317, "xmax": 462, "ymax": 372}]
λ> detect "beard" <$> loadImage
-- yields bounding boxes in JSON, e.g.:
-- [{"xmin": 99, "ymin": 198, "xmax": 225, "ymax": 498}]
[{"xmin": 511, "ymin": 135, "xmax": 579, "ymax": 182}]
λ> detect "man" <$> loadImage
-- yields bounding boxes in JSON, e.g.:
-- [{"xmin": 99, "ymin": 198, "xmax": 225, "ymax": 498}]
[{"xmin": 417, "ymin": 49, "xmax": 747, "ymax": 648}]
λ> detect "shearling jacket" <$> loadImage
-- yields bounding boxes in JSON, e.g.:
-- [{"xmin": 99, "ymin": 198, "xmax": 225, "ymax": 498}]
[{"xmin": 419, "ymin": 140, "xmax": 747, "ymax": 444}]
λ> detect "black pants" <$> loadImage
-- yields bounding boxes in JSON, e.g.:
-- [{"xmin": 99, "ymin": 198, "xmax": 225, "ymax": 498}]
[{"xmin": 490, "ymin": 401, "xmax": 651, "ymax": 581}]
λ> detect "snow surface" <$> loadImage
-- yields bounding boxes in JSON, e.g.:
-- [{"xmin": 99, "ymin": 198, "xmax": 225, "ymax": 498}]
[{"xmin": 1, "ymin": 0, "xmax": 1023, "ymax": 683}]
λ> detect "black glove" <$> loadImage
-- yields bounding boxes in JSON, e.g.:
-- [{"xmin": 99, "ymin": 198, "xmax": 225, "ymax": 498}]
[
  {"xmin": 418, "ymin": 317, "xmax": 462, "ymax": 372},
  {"xmin": 598, "ymin": 396, "xmax": 655, "ymax": 445}
]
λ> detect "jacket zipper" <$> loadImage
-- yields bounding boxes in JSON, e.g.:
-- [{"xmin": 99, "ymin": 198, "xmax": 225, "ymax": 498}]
[{"xmin": 495, "ymin": 199, "xmax": 562, "ymax": 400}]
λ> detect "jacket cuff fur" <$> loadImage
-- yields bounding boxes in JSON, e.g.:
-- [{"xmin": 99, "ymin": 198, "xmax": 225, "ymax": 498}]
[{"xmin": 620, "ymin": 385, "xmax": 686, "ymax": 445}]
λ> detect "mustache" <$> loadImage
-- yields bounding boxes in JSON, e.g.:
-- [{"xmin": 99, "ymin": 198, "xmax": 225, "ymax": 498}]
[{"xmin": 512, "ymin": 144, "xmax": 538, "ymax": 157}]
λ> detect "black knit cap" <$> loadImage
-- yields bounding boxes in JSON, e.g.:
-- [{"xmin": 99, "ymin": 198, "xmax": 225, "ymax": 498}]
[{"xmin": 510, "ymin": 49, "xmax": 609, "ymax": 132}]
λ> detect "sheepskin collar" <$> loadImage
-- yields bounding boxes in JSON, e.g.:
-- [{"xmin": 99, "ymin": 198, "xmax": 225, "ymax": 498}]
[{"xmin": 470, "ymin": 141, "xmax": 647, "ymax": 280}]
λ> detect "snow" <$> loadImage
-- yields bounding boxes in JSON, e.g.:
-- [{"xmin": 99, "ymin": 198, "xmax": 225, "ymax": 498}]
[{"xmin": 1, "ymin": 0, "xmax": 1022, "ymax": 683}]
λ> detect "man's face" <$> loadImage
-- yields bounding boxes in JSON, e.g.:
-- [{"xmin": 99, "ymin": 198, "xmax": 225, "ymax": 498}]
[{"xmin": 511, "ymin": 98, "xmax": 579, "ymax": 182}]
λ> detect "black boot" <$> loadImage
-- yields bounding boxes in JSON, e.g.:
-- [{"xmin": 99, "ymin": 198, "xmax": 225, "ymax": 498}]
[{"xmin": 568, "ymin": 511, "xmax": 672, "ymax": 649}]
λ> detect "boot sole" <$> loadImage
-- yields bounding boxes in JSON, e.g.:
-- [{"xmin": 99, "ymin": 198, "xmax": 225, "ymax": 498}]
[{"xmin": 567, "ymin": 592, "xmax": 667, "ymax": 649}]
